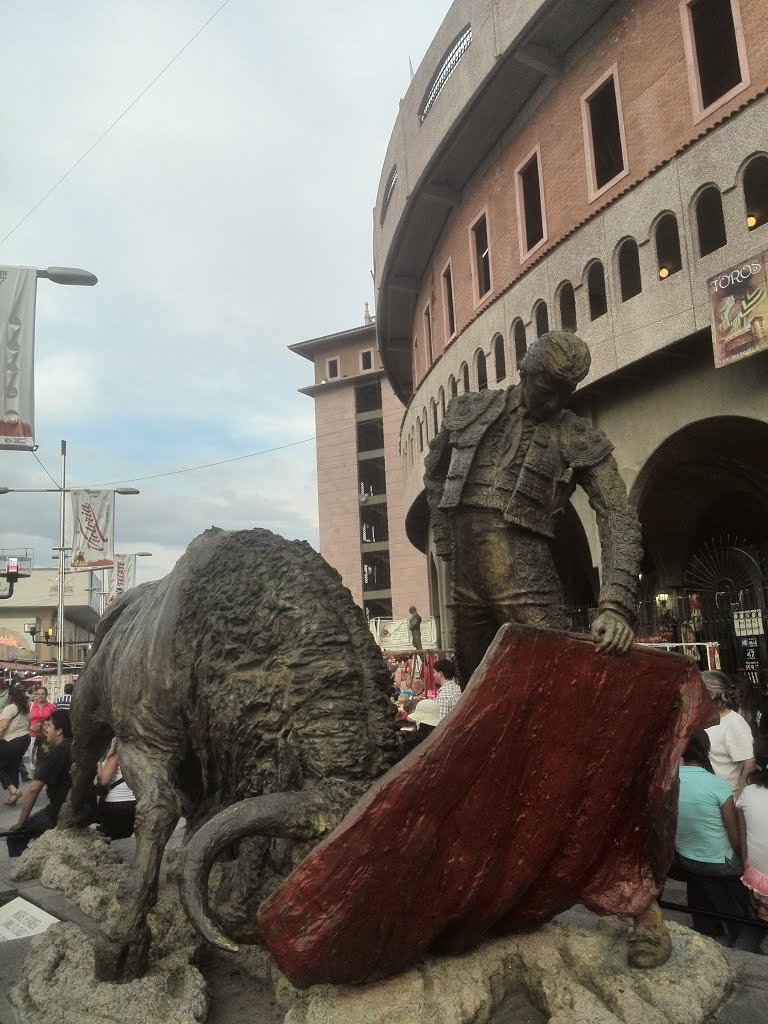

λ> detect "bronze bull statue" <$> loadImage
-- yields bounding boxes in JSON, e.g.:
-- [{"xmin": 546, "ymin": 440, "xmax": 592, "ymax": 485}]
[{"xmin": 60, "ymin": 527, "xmax": 398, "ymax": 981}]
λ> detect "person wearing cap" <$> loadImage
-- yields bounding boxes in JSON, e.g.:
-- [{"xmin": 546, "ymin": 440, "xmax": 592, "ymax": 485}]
[
  {"xmin": 701, "ymin": 670, "xmax": 755, "ymax": 798},
  {"xmin": 407, "ymin": 699, "xmax": 440, "ymax": 733},
  {"xmin": 395, "ymin": 699, "xmax": 441, "ymax": 758},
  {"xmin": 434, "ymin": 659, "xmax": 462, "ymax": 720}
]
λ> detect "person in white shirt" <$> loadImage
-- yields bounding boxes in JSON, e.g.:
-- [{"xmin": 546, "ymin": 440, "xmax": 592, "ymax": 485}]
[
  {"xmin": 737, "ymin": 728, "xmax": 768, "ymax": 922},
  {"xmin": 701, "ymin": 671, "xmax": 754, "ymax": 797},
  {"xmin": 96, "ymin": 739, "xmax": 136, "ymax": 840},
  {"xmin": 0, "ymin": 684, "xmax": 31, "ymax": 805}
]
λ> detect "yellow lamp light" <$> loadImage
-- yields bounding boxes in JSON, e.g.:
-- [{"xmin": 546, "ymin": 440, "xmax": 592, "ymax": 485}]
[
  {"xmin": 747, "ymin": 215, "xmax": 757, "ymax": 229},
  {"xmin": 659, "ymin": 266, "xmax": 669, "ymax": 279}
]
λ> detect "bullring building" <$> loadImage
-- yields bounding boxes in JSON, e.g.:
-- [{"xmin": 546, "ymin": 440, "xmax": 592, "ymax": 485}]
[{"xmin": 372, "ymin": 0, "xmax": 768, "ymax": 680}]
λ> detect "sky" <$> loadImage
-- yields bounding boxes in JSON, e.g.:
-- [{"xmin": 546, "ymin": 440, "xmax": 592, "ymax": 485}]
[{"xmin": 0, "ymin": 0, "xmax": 448, "ymax": 587}]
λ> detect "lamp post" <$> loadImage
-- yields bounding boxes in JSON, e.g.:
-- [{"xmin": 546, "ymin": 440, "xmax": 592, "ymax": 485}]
[{"xmin": 0, "ymin": 454, "xmax": 140, "ymax": 674}]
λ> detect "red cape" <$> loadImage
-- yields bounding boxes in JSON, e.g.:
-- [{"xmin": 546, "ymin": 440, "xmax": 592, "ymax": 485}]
[{"xmin": 259, "ymin": 624, "xmax": 713, "ymax": 987}]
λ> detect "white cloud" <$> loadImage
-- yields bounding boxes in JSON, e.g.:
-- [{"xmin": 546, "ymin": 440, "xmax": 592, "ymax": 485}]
[{"xmin": 0, "ymin": 0, "xmax": 445, "ymax": 587}]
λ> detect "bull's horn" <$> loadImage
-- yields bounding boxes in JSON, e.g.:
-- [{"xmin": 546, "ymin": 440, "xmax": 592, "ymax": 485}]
[{"xmin": 179, "ymin": 791, "xmax": 330, "ymax": 953}]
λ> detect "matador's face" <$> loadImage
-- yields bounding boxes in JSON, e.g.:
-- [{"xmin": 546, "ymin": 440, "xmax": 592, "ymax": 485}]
[{"xmin": 520, "ymin": 371, "xmax": 574, "ymax": 422}]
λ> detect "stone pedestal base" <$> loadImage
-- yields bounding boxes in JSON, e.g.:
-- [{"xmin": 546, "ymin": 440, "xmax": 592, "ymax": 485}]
[
  {"xmin": 12, "ymin": 916, "xmax": 731, "ymax": 1024},
  {"xmin": 280, "ymin": 918, "xmax": 731, "ymax": 1024}
]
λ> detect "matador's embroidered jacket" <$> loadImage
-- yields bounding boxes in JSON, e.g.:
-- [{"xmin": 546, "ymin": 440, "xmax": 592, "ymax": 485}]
[{"xmin": 423, "ymin": 386, "xmax": 641, "ymax": 625}]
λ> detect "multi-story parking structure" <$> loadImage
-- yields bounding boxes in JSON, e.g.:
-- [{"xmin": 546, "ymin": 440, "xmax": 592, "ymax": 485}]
[
  {"xmin": 373, "ymin": 0, "xmax": 768, "ymax": 672},
  {"xmin": 290, "ymin": 316, "xmax": 429, "ymax": 625}
]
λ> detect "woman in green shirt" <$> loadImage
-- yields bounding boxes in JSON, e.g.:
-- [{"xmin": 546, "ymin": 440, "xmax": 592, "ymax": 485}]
[{"xmin": 675, "ymin": 731, "xmax": 763, "ymax": 952}]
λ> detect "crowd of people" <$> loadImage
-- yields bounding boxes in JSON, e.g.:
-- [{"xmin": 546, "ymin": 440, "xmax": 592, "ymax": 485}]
[
  {"xmin": 671, "ymin": 669, "xmax": 768, "ymax": 952},
  {"xmin": 0, "ymin": 675, "xmax": 135, "ymax": 856},
  {"xmin": 391, "ymin": 657, "xmax": 463, "ymax": 756}
]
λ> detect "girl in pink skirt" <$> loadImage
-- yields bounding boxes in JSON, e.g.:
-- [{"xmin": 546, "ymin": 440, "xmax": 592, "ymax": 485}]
[{"xmin": 737, "ymin": 743, "xmax": 768, "ymax": 925}]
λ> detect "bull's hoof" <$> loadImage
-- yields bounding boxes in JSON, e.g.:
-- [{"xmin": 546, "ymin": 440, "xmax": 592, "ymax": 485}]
[
  {"xmin": 56, "ymin": 806, "xmax": 91, "ymax": 831},
  {"xmin": 95, "ymin": 920, "xmax": 152, "ymax": 982},
  {"xmin": 627, "ymin": 905, "xmax": 672, "ymax": 969}
]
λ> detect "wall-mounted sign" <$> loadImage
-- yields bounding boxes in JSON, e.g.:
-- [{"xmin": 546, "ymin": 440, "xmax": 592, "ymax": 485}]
[{"xmin": 709, "ymin": 251, "xmax": 768, "ymax": 368}]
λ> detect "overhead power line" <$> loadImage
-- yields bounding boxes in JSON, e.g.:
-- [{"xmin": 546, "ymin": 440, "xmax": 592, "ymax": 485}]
[
  {"xmin": 0, "ymin": 0, "xmax": 233, "ymax": 248},
  {"xmin": 88, "ymin": 437, "xmax": 316, "ymax": 487}
]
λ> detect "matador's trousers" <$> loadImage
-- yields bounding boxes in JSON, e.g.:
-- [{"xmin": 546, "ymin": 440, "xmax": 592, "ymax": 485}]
[{"xmin": 451, "ymin": 509, "xmax": 567, "ymax": 685}]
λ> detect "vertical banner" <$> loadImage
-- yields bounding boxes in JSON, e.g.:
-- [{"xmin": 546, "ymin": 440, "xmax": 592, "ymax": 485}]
[
  {"xmin": 108, "ymin": 553, "xmax": 136, "ymax": 603},
  {"xmin": 0, "ymin": 266, "xmax": 38, "ymax": 451},
  {"xmin": 708, "ymin": 251, "xmax": 768, "ymax": 368},
  {"xmin": 70, "ymin": 490, "xmax": 115, "ymax": 569}
]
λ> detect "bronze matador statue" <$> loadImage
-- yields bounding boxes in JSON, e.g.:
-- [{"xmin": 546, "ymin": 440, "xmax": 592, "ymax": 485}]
[{"xmin": 424, "ymin": 331, "xmax": 642, "ymax": 684}]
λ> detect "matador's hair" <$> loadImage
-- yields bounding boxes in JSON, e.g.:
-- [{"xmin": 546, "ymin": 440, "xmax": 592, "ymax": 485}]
[{"xmin": 520, "ymin": 331, "xmax": 591, "ymax": 389}]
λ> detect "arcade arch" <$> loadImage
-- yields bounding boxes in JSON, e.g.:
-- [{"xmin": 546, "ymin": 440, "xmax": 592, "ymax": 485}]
[{"xmin": 631, "ymin": 416, "xmax": 768, "ymax": 671}]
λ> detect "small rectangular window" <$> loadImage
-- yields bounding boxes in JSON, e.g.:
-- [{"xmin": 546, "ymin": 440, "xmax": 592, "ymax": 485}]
[
  {"xmin": 681, "ymin": 0, "xmax": 749, "ymax": 122},
  {"xmin": 470, "ymin": 214, "xmax": 491, "ymax": 300},
  {"xmin": 582, "ymin": 68, "xmax": 628, "ymax": 199},
  {"xmin": 515, "ymin": 147, "xmax": 547, "ymax": 258},
  {"xmin": 326, "ymin": 357, "xmax": 339, "ymax": 379},
  {"xmin": 423, "ymin": 305, "xmax": 434, "ymax": 364},
  {"xmin": 360, "ymin": 349, "xmax": 373, "ymax": 371},
  {"xmin": 442, "ymin": 262, "xmax": 456, "ymax": 338},
  {"xmin": 355, "ymin": 381, "xmax": 381, "ymax": 414}
]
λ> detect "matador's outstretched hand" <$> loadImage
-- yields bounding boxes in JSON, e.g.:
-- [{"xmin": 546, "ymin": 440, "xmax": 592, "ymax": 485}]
[{"xmin": 592, "ymin": 610, "xmax": 634, "ymax": 655}]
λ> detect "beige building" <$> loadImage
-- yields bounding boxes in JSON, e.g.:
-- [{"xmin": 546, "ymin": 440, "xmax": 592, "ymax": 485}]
[
  {"xmin": 372, "ymin": 0, "xmax": 768, "ymax": 678},
  {"xmin": 290, "ymin": 317, "xmax": 429, "ymax": 625},
  {"xmin": 0, "ymin": 567, "xmax": 99, "ymax": 666}
]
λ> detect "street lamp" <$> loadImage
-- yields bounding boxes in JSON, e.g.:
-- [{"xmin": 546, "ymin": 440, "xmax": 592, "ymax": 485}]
[
  {"xmin": 36, "ymin": 266, "xmax": 98, "ymax": 287},
  {"xmin": 0, "ymin": 446, "xmax": 140, "ymax": 674}
]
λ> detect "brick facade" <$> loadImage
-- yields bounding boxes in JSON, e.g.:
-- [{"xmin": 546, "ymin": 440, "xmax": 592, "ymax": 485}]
[{"xmin": 408, "ymin": 0, "xmax": 768, "ymax": 383}]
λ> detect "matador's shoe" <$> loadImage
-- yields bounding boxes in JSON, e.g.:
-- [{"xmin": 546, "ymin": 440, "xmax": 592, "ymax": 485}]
[{"xmin": 627, "ymin": 901, "xmax": 672, "ymax": 968}]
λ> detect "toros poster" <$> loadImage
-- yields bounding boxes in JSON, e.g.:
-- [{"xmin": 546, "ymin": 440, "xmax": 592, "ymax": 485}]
[{"xmin": 708, "ymin": 251, "xmax": 768, "ymax": 368}]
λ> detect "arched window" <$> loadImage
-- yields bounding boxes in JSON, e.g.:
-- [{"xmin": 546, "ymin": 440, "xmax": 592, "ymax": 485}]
[
  {"xmin": 534, "ymin": 301, "xmax": 549, "ymax": 338},
  {"xmin": 417, "ymin": 418, "xmax": 424, "ymax": 452},
  {"xmin": 617, "ymin": 238, "xmax": 642, "ymax": 301},
  {"xmin": 475, "ymin": 348, "xmax": 488, "ymax": 390},
  {"xmin": 460, "ymin": 362, "xmax": 470, "ymax": 393},
  {"xmin": 655, "ymin": 213, "xmax": 682, "ymax": 279},
  {"xmin": 449, "ymin": 375, "xmax": 457, "ymax": 399},
  {"xmin": 409, "ymin": 435, "xmax": 414, "ymax": 465},
  {"xmin": 438, "ymin": 386, "xmax": 446, "ymax": 421},
  {"xmin": 493, "ymin": 333, "xmax": 506, "ymax": 382},
  {"xmin": 422, "ymin": 407, "xmax": 428, "ymax": 443},
  {"xmin": 744, "ymin": 155, "xmax": 768, "ymax": 231},
  {"xmin": 512, "ymin": 319, "xmax": 527, "ymax": 371},
  {"xmin": 430, "ymin": 399, "xmax": 438, "ymax": 438},
  {"xmin": 558, "ymin": 282, "xmax": 577, "ymax": 331},
  {"xmin": 587, "ymin": 261, "xmax": 607, "ymax": 320},
  {"xmin": 696, "ymin": 186, "xmax": 727, "ymax": 256}
]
